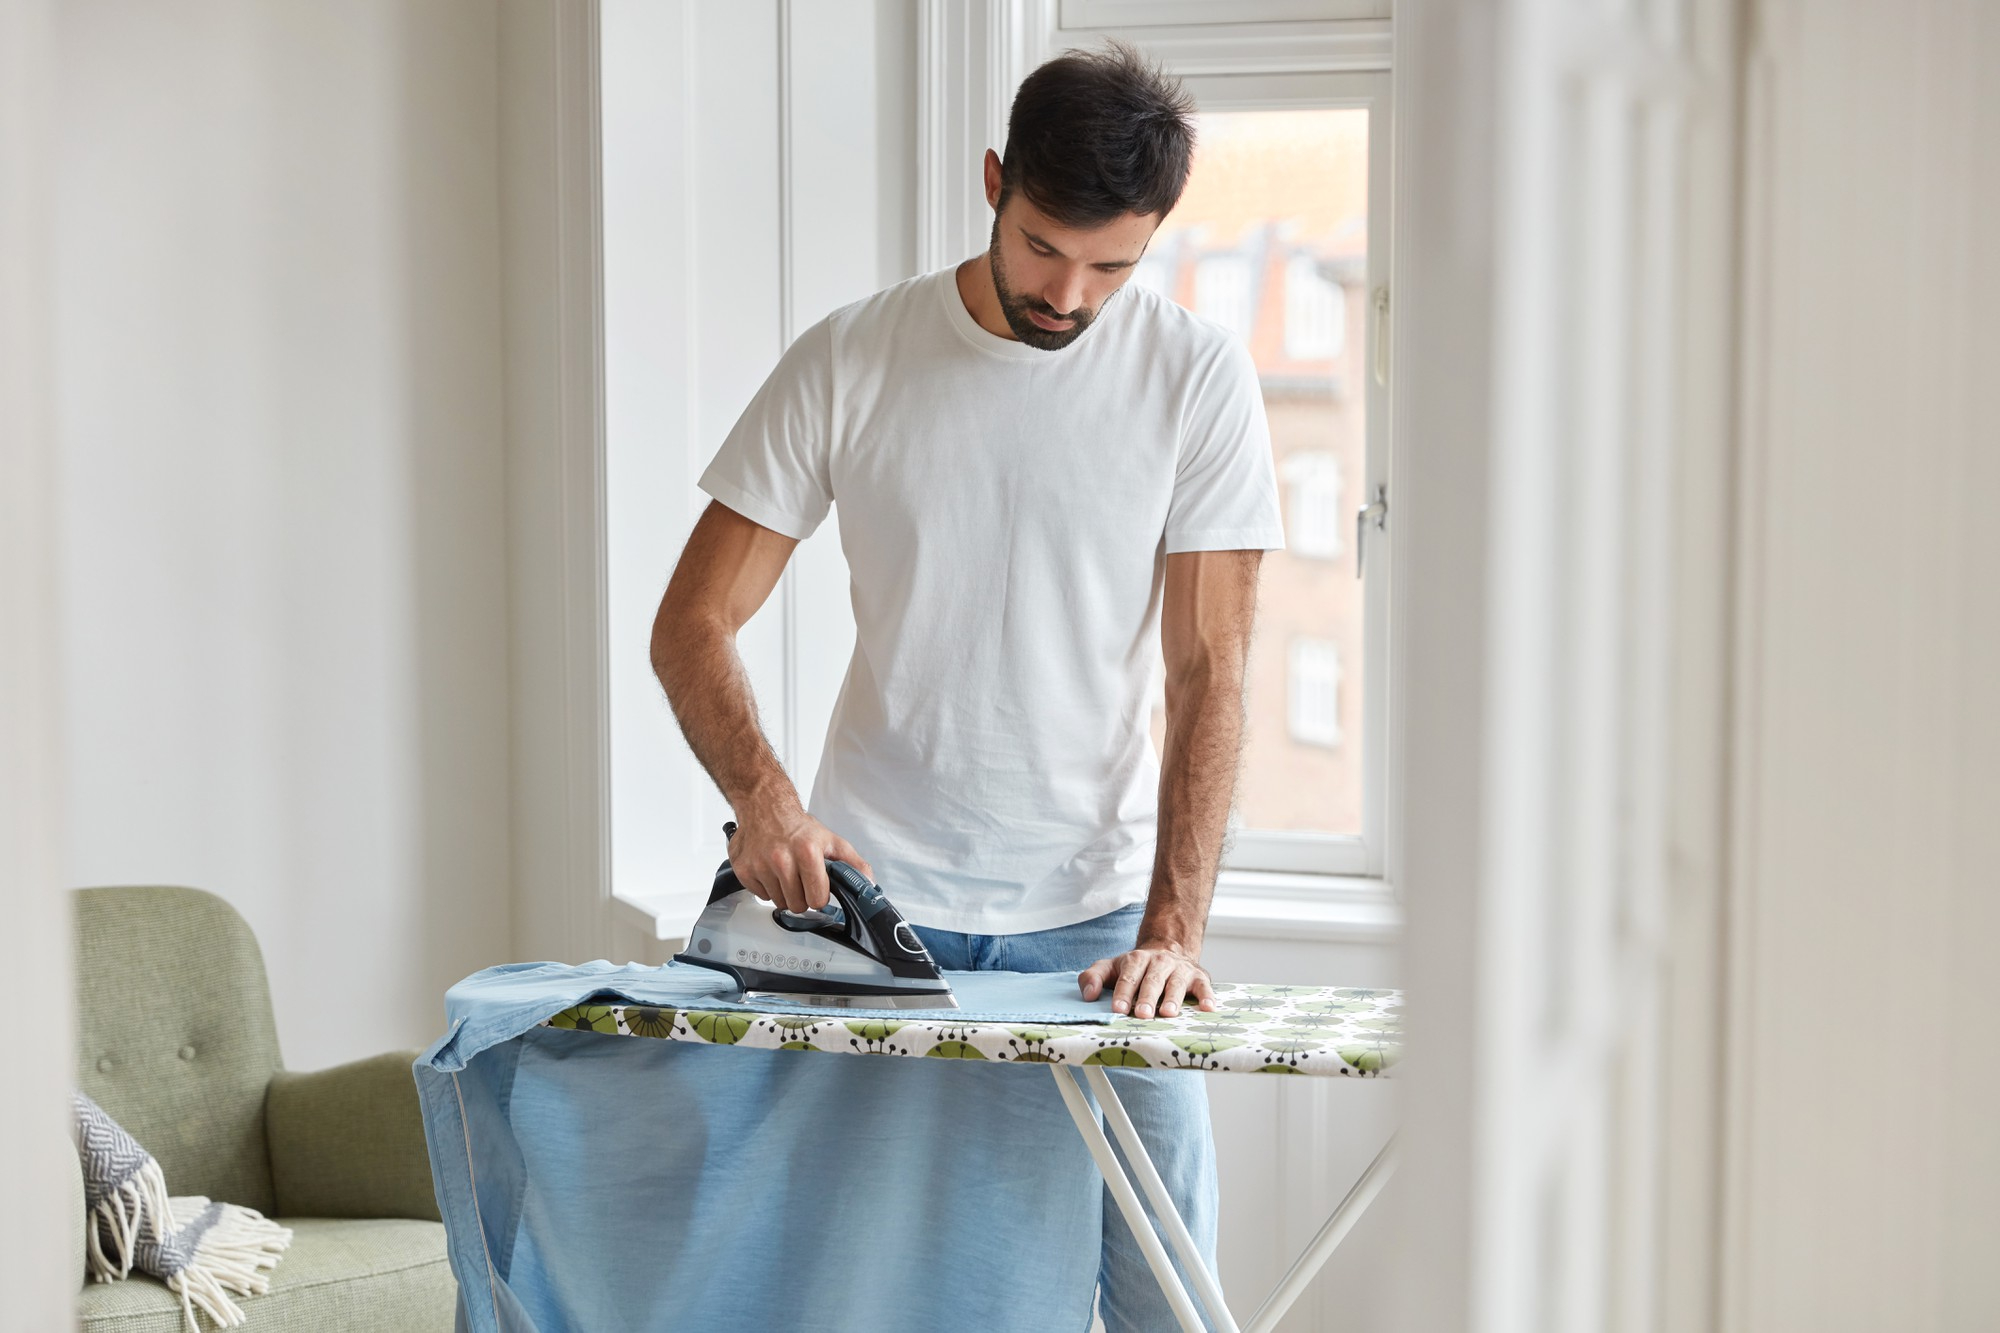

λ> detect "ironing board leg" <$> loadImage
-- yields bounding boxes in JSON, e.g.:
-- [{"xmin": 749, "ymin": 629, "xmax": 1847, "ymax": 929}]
[
  {"xmin": 1241, "ymin": 1133, "xmax": 1399, "ymax": 1333},
  {"xmin": 1079, "ymin": 1066, "xmax": 1241, "ymax": 1333},
  {"xmin": 1050, "ymin": 1064, "xmax": 1211, "ymax": 1333}
]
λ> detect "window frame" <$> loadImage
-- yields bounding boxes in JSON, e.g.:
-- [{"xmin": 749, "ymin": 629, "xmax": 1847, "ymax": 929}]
[{"xmin": 1170, "ymin": 68, "xmax": 1395, "ymax": 881}]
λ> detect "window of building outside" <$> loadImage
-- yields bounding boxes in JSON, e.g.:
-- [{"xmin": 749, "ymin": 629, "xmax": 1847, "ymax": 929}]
[
  {"xmin": 1282, "ymin": 451, "xmax": 1343, "ymax": 560},
  {"xmin": 1285, "ymin": 253, "xmax": 1347, "ymax": 361},
  {"xmin": 1289, "ymin": 636, "xmax": 1343, "ymax": 748},
  {"xmin": 1143, "ymin": 107, "xmax": 1373, "ymax": 848},
  {"xmin": 1194, "ymin": 253, "xmax": 1256, "ymax": 341}
]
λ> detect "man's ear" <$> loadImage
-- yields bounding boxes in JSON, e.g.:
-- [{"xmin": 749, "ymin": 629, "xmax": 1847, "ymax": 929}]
[{"xmin": 983, "ymin": 148, "xmax": 1003, "ymax": 211}]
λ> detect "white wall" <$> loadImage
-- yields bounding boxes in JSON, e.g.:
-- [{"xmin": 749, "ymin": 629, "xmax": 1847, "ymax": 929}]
[
  {"xmin": 54, "ymin": 0, "xmax": 513, "ymax": 1071},
  {"xmin": 2, "ymin": 0, "xmax": 77, "ymax": 1322},
  {"xmin": 1722, "ymin": 1, "xmax": 2000, "ymax": 1326}
]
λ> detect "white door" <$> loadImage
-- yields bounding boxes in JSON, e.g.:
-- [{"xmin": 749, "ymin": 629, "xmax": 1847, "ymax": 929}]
[{"xmin": 1393, "ymin": 1, "xmax": 1739, "ymax": 1330}]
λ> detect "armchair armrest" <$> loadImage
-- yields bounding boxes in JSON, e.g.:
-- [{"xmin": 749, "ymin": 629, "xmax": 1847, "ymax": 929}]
[{"xmin": 265, "ymin": 1050, "xmax": 441, "ymax": 1222}]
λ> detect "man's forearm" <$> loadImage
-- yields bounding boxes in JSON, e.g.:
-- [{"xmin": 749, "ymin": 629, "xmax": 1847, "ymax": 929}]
[
  {"xmin": 1145, "ymin": 666, "xmax": 1248, "ymax": 954},
  {"xmin": 652, "ymin": 619, "xmax": 800, "ymax": 822}
]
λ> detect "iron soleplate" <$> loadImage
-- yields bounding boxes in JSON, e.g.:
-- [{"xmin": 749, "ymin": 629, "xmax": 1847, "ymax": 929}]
[{"xmin": 743, "ymin": 987, "xmax": 959, "ymax": 1011}]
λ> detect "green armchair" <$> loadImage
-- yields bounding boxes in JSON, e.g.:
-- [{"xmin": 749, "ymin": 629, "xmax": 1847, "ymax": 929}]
[{"xmin": 73, "ymin": 886, "xmax": 456, "ymax": 1331}]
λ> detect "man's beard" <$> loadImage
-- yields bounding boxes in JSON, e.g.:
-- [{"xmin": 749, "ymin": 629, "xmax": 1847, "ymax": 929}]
[{"xmin": 989, "ymin": 220, "xmax": 1104, "ymax": 351}]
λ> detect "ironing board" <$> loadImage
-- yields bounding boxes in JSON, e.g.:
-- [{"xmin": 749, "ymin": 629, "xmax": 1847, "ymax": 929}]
[{"xmin": 543, "ymin": 980, "xmax": 1400, "ymax": 1333}]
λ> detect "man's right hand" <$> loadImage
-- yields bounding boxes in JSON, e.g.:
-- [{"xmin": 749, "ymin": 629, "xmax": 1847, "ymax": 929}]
[{"xmin": 726, "ymin": 806, "xmax": 875, "ymax": 913}]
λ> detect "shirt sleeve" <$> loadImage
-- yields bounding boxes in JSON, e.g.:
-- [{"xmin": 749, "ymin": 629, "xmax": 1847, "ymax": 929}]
[
  {"xmin": 1162, "ymin": 336, "xmax": 1287, "ymax": 554},
  {"xmin": 697, "ymin": 317, "xmax": 835, "ymax": 540}
]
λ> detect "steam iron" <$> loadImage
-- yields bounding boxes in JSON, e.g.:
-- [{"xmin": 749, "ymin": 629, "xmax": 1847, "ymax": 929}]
[{"xmin": 673, "ymin": 822, "xmax": 958, "ymax": 1010}]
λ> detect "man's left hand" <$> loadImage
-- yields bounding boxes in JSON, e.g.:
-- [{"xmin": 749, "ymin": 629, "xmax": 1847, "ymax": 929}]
[{"xmin": 1079, "ymin": 942, "xmax": 1217, "ymax": 1019}]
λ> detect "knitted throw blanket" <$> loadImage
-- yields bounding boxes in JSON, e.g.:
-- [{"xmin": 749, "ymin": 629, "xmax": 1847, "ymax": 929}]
[{"xmin": 73, "ymin": 1092, "xmax": 293, "ymax": 1330}]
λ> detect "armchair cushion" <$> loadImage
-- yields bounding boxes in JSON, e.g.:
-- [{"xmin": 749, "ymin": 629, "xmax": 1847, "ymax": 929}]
[
  {"xmin": 77, "ymin": 1217, "xmax": 453, "ymax": 1332},
  {"xmin": 267, "ymin": 1051, "xmax": 442, "ymax": 1222}
]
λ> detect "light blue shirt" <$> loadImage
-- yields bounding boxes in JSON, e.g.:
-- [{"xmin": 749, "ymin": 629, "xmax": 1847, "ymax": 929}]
[{"xmin": 417, "ymin": 961, "xmax": 1111, "ymax": 1332}]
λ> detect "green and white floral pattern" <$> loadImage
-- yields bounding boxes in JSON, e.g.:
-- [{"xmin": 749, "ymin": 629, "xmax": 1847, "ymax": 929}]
[{"xmin": 543, "ymin": 982, "xmax": 1401, "ymax": 1077}]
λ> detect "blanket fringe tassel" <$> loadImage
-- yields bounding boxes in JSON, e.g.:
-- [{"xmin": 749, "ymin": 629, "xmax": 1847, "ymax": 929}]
[
  {"xmin": 85, "ymin": 1159, "xmax": 173, "ymax": 1284},
  {"xmin": 163, "ymin": 1199, "xmax": 295, "ymax": 1331},
  {"xmin": 84, "ymin": 1164, "xmax": 293, "ymax": 1331}
]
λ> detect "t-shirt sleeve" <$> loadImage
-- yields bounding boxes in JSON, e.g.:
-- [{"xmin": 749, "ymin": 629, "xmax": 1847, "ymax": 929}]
[
  {"xmin": 697, "ymin": 317, "xmax": 835, "ymax": 541},
  {"xmin": 1163, "ymin": 337, "xmax": 1287, "ymax": 554}
]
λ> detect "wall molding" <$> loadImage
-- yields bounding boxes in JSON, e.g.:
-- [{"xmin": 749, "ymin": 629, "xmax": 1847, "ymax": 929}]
[
  {"xmin": 1655, "ymin": 4, "xmax": 1746, "ymax": 1331},
  {"xmin": 500, "ymin": 0, "xmax": 611, "ymax": 964},
  {"xmin": 1390, "ymin": 0, "xmax": 1745, "ymax": 1323},
  {"xmin": 557, "ymin": 0, "xmax": 612, "ymax": 967},
  {"xmin": 777, "ymin": 0, "xmax": 801, "ymax": 774},
  {"xmin": 916, "ymin": 0, "xmax": 1058, "ymax": 272},
  {"xmin": 1060, "ymin": 19, "xmax": 1391, "ymax": 74}
]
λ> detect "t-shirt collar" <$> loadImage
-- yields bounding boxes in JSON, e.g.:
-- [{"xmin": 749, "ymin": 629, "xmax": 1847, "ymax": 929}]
[{"xmin": 937, "ymin": 264, "xmax": 1107, "ymax": 361}]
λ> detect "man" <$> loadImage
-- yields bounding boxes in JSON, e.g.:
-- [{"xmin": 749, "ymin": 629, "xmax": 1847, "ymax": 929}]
[{"xmin": 652, "ymin": 42, "xmax": 1281, "ymax": 1331}]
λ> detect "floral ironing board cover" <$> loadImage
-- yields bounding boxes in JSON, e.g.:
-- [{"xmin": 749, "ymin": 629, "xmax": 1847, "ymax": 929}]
[{"xmin": 544, "ymin": 981, "xmax": 1401, "ymax": 1076}]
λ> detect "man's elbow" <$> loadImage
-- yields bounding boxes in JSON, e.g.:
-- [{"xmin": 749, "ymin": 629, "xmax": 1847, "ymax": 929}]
[
  {"xmin": 650, "ymin": 587, "xmax": 731, "ymax": 684},
  {"xmin": 1162, "ymin": 647, "xmax": 1248, "ymax": 703}
]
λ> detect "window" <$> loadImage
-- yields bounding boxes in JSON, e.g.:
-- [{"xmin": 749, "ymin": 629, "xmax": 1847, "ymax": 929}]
[
  {"xmin": 1194, "ymin": 253, "xmax": 1256, "ymax": 341},
  {"xmin": 1282, "ymin": 451, "xmax": 1343, "ymax": 560},
  {"xmin": 1289, "ymin": 637, "xmax": 1343, "ymax": 748},
  {"xmin": 1141, "ymin": 73, "xmax": 1393, "ymax": 879},
  {"xmin": 1130, "ymin": 251, "xmax": 1176, "ymax": 299},
  {"xmin": 1285, "ymin": 253, "xmax": 1346, "ymax": 361}
]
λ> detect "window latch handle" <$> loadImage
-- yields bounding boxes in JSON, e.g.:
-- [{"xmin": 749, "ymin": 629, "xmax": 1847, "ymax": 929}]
[
  {"xmin": 1356, "ymin": 485, "xmax": 1388, "ymax": 580},
  {"xmin": 1373, "ymin": 286, "xmax": 1391, "ymax": 388}
]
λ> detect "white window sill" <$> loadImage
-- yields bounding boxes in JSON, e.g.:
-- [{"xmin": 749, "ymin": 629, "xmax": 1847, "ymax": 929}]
[
  {"xmin": 613, "ymin": 870, "xmax": 1401, "ymax": 948},
  {"xmin": 1208, "ymin": 869, "xmax": 1401, "ymax": 943}
]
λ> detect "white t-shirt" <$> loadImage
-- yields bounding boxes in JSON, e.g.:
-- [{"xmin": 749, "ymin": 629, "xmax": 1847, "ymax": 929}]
[{"xmin": 698, "ymin": 266, "xmax": 1284, "ymax": 933}]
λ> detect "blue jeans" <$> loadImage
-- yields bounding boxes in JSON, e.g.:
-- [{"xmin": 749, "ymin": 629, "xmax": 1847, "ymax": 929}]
[{"xmin": 912, "ymin": 904, "xmax": 1220, "ymax": 1333}]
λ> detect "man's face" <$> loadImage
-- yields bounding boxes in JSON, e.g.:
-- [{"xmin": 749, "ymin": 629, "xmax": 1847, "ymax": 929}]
[{"xmin": 987, "ymin": 187, "xmax": 1159, "ymax": 351}]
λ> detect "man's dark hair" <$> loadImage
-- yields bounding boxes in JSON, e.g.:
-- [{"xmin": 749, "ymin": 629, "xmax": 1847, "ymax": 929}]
[{"xmin": 999, "ymin": 41, "xmax": 1196, "ymax": 228}]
